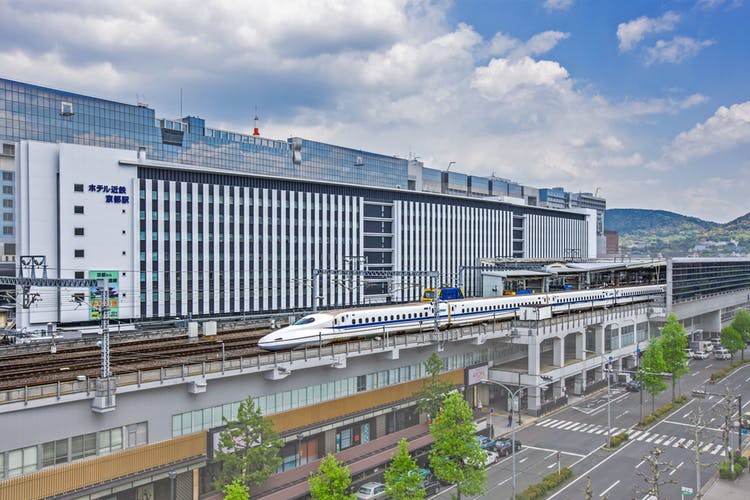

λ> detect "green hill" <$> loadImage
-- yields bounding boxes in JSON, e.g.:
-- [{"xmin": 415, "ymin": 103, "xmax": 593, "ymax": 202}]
[{"xmin": 604, "ymin": 209, "xmax": 748, "ymax": 256}]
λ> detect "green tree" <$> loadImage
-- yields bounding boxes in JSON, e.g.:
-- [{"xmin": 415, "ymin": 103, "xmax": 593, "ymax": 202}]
[
  {"xmin": 308, "ymin": 454, "xmax": 355, "ymax": 500},
  {"xmin": 384, "ymin": 439, "xmax": 424, "ymax": 500},
  {"xmin": 720, "ymin": 325, "xmax": 744, "ymax": 359},
  {"xmin": 428, "ymin": 392, "xmax": 486, "ymax": 499},
  {"xmin": 213, "ymin": 396, "xmax": 283, "ymax": 492},
  {"xmin": 414, "ymin": 352, "xmax": 455, "ymax": 421},
  {"xmin": 730, "ymin": 309, "xmax": 750, "ymax": 360},
  {"xmin": 659, "ymin": 313, "xmax": 689, "ymax": 400},
  {"xmin": 223, "ymin": 478, "xmax": 250, "ymax": 500},
  {"xmin": 640, "ymin": 340, "xmax": 668, "ymax": 415}
]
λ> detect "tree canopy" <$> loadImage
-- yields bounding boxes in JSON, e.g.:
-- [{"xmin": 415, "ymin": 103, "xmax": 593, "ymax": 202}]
[
  {"xmin": 659, "ymin": 313, "xmax": 689, "ymax": 400},
  {"xmin": 384, "ymin": 438, "xmax": 424, "ymax": 500},
  {"xmin": 308, "ymin": 454, "xmax": 355, "ymax": 500},
  {"xmin": 731, "ymin": 309, "xmax": 750, "ymax": 360},
  {"xmin": 213, "ymin": 396, "xmax": 283, "ymax": 492},
  {"xmin": 222, "ymin": 478, "xmax": 250, "ymax": 500},
  {"xmin": 640, "ymin": 339, "xmax": 668, "ymax": 414},
  {"xmin": 414, "ymin": 352, "xmax": 455, "ymax": 421},
  {"xmin": 720, "ymin": 325, "xmax": 744, "ymax": 358},
  {"xmin": 428, "ymin": 392, "xmax": 486, "ymax": 499}
]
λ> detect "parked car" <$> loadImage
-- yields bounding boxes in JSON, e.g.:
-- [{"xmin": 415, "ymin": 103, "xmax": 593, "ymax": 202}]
[
  {"xmin": 685, "ymin": 348, "xmax": 695, "ymax": 359},
  {"xmin": 714, "ymin": 347, "xmax": 731, "ymax": 360},
  {"xmin": 475, "ymin": 435, "xmax": 496, "ymax": 450},
  {"xmin": 711, "ymin": 338, "xmax": 723, "ymax": 348},
  {"xmin": 741, "ymin": 412, "xmax": 750, "ymax": 430},
  {"xmin": 484, "ymin": 449, "xmax": 499, "ymax": 466},
  {"xmin": 693, "ymin": 350, "xmax": 709, "ymax": 360},
  {"xmin": 356, "ymin": 482, "xmax": 386, "ymax": 500},
  {"xmin": 493, "ymin": 437, "xmax": 522, "ymax": 457},
  {"xmin": 625, "ymin": 379, "xmax": 642, "ymax": 392}
]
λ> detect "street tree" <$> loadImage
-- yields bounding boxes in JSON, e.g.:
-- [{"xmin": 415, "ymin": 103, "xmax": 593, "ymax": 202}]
[
  {"xmin": 659, "ymin": 313, "xmax": 689, "ymax": 400},
  {"xmin": 384, "ymin": 438, "xmax": 424, "ymax": 500},
  {"xmin": 730, "ymin": 309, "xmax": 750, "ymax": 354},
  {"xmin": 213, "ymin": 396, "xmax": 283, "ymax": 492},
  {"xmin": 429, "ymin": 392, "xmax": 486, "ymax": 500},
  {"xmin": 634, "ymin": 447, "xmax": 676, "ymax": 499},
  {"xmin": 308, "ymin": 454, "xmax": 355, "ymax": 500},
  {"xmin": 640, "ymin": 340, "xmax": 668, "ymax": 415},
  {"xmin": 414, "ymin": 352, "xmax": 455, "ymax": 421},
  {"xmin": 720, "ymin": 325, "xmax": 744, "ymax": 360},
  {"xmin": 222, "ymin": 478, "xmax": 250, "ymax": 500},
  {"xmin": 715, "ymin": 384, "xmax": 738, "ymax": 467}
]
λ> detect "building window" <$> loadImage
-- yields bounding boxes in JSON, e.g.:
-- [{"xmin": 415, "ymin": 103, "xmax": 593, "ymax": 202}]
[
  {"xmin": 74, "ymin": 184, "xmax": 84, "ymax": 192},
  {"xmin": 74, "ymin": 205, "xmax": 84, "ymax": 214},
  {"xmin": 2, "ymin": 186, "xmax": 11, "ymax": 194},
  {"xmin": 61, "ymin": 101, "xmax": 74, "ymax": 116},
  {"xmin": 98, "ymin": 428, "xmax": 123, "ymax": 455},
  {"xmin": 7, "ymin": 446, "xmax": 37, "ymax": 476},
  {"xmin": 74, "ymin": 227, "xmax": 84, "ymax": 236},
  {"xmin": 1, "ymin": 144, "xmax": 14, "ymax": 156},
  {"xmin": 3, "ymin": 227, "xmax": 11, "ymax": 235},
  {"xmin": 74, "ymin": 249, "xmax": 84, "ymax": 258},
  {"xmin": 71, "ymin": 433, "xmax": 96, "ymax": 460},
  {"xmin": 74, "ymin": 271, "xmax": 84, "ymax": 279},
  {"xmin": 2, "ymin": 171, "xmax": 12, "ymax": 181},
  {"xmin": 42, "ymin": 439, "xmax": 69, "ymax": 467},
  {"xmin": 2, "ymin": 213, "xmax": 11, "ymax": 221},
  {"xmin": 2, "ymin": 199, "xmax": 12, "ymax": 208},
  {"xmin": 126, "ymin": 422, "xmax": 148, "ymax": 448}
]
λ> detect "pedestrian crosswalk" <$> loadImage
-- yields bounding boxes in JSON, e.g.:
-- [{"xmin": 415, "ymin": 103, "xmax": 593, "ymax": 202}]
[{"xmin": 535, "ymin": 418, "xmax": 730, "ymax": 455}]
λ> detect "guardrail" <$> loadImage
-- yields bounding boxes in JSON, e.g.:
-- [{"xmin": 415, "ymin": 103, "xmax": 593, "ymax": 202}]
[{"xmin": 0, "ymin": 322, "xmax": 503, "ymax": 407}]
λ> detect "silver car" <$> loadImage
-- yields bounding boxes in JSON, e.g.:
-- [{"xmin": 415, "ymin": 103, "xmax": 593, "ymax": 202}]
[{"xmin": 356, "ymin": 482, "xmax": 387, "ymax": 500}]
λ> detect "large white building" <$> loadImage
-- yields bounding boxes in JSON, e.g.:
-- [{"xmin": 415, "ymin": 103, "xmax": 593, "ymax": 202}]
[{"xmin": 15, "ymin": 140, "xmax": 595, "ymax": 329}]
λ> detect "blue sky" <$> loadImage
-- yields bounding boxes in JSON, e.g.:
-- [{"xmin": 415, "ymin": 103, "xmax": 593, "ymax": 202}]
[{"xmin": 1, "ymin": 0, "xmax": 748, "ymax": 222}]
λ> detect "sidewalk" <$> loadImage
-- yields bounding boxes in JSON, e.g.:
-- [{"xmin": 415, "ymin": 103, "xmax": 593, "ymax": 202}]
[{"xmin": 702, "ymin": 450, "xmax": 750, "ymax": 499}]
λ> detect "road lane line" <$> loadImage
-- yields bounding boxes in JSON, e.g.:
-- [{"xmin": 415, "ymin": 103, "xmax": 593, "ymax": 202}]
[
  {"xmin": 600, "ymin": 480, "xmax": 620, "ymax": 497},
  {"xmin": 706, "ymin": 363, "xmax": 713, "ymax": 369},
  {"xmin": 669, "ymin": 461, "xmax": 683, "ymax": 476},
  {"xmin": 683, "ymin": 411, "xmax": 692, "ymax": 418},
  {"xmin": 692, "ymin": 371, "xmax": 700, "ymax": 377},
  {"xmin": 522, "ymin": 445, "xmax": 585, "ymax": 458},
  {"xmin": 519, "ymin": 457, "xmax": 528, "ymax": 463},
  {"xmin": 745, "ymin": 375, "xmax": 750, "ymax": 383},
  {"xmin": 636, "ymin": 459, "xmax": 645, "ymax": 468},
  {"xmin": 616, "ymin": 410, "xmax": 629, "ymax": 419},
  {"xmin": 547, "ymin": 462, "xmax": 556, "ymax": 468}
]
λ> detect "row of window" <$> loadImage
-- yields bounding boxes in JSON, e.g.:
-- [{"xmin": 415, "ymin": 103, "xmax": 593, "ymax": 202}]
[
  {"xmin": 0, "ymin": 422, "xmax": 146, "ymax": 479},
  {"xmin": 172, "ymin": 351, "xmax": 486, "ymax": 437}
]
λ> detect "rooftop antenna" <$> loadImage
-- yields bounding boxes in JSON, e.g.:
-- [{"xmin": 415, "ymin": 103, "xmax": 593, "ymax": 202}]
[{"xmin": 253, "ymin": 106, "xmax": 260, "ymax": 136}]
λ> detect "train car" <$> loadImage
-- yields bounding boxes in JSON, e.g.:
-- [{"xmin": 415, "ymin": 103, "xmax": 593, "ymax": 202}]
[
  {"xmin": 421, "ymin": 287, "xmax": 465, "ymax": 302},
  {"xmin": 257, "ymin": 284, "xmax": 665, "ymax": 350}
]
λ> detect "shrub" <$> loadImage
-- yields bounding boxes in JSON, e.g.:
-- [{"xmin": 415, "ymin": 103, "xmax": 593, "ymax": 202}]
[
  {"xmin": 515, "ymin": 467, "xmax": 573, "ymax": 500},
  {"xmin": 608, "ymin": 432, "xmax": 629, "ymax": 449},
  {"xmin": 719, "ymin": 461, "xmax": 744, "ymax": 479}
]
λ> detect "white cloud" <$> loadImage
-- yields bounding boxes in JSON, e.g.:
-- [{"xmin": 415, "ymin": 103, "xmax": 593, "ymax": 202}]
[
  {"xmin": 471, "ymin": 56, "xmax": 571, "ymax": 102},
  {"xmin": 645, "ymin": 37, "xmax": 715, "ymax": 65},
  {"xmin": 544, "ymin": 0, "xmax": 574, "ymax": 11},
  {"xmin": 696, "ymin": 0, "xmax": 744, "ymax": 10},
  {"xmin": 663, "ymin": 101, "xmax": 750, "ymax": 164},
  {"xmin": 486, "ymin": 30, "xmax": 570, "ymax": 58},
  {"xmin": 616, "ymin": 11, "xmax": 680, "ymax": 52}
]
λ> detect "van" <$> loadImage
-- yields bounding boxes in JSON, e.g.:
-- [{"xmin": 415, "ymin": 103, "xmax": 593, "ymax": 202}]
[
  {"xmin": 692, "ymin": 340, "xmax": 713, "ymax": 353},
  {"xmin": 713, "ymin": 347, "xmax": 731, "ymax": 360}
]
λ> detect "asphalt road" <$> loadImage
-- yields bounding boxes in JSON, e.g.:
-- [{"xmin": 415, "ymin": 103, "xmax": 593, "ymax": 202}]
[{"xmin": 431, "ymin": 351, "xmax": 750, "ymax": 500}]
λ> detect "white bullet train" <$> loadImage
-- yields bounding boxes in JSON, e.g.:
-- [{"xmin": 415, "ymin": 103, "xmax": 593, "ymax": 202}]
[{"xmin": 257, "ymin": 284, "xmax": 665, "ymax": 351}]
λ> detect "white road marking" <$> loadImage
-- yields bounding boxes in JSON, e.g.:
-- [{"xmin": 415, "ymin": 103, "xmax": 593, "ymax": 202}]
[
  {"xmin": 683, "ymin": 411, "xmax": 692, "ymax": 418},
  {"xmin": 522, "ymin": 445, "xmax": 586, "ymax": 458},
  {"xmin": 706, "ymin": 363, "xmax": 713, "ymax": 369},
  {"xmin": 609, "ymin": 427, "xmax": 620, "ymax": 435},
  {"xmin": 674, "ymin": 438, "xmax": 685, "ymax": 448},
  {"xmin": 595, "ymin": 429, "xmax": 606, "ymax": 435},
  {"xmin": 519, "ymin": 457, "xmax": 528, "ymax": 463},
  {"xmin": 549, "ymin": 421, "xmax": 568, "ymax": 429},
  {"xmin": 547, "ymin": 462, "xmax": 556, "ymax": 468},
  {"xmin": 637, "ymin": 432, "xmax": 650, "ymax": 441},
  {"xmin": 600, "ymin": 480, "xmax": 620, "ymax": 497},
  {"xmin": 692, "ymin": 371, "xmax": 700, "ymax": 377},
  {"xmin": 630, "ymin": 430, "xmax": 643, "ymax": 439},
  {"xmin": 669, "ymin": 461, "xmax": 684, "ymax": 475},
  {"xmin": 654, "ymin": 436, "xmax": 665, "ymax": 444},
  {"xmin": 684, "ymin": 440, "xmax": 693, "ymax": 448},
  {"xmin": 636, "ymin": 459, "xmax": 646, "ymax": 468},
  {"xmin": 711, "ymin": 444, "xmax": 723, "ymax": 455},
  {"xmin": 662, "ymin": 437, "xmax": 675, "ymax": 446},
  {"xmin": 702, "ymin": 443, "xmax": 713, "ymax": 452},
  {"xmin": 616, "ymin": 410, "xmax": 629, "ymax": 420},
  {"xmin": 540, "ymin": 419, "xmax": 559, "ymax": 427},
  {"xmin": 745, "ymin": 375, "xmax": 750, "ymax": 383},
  {"xmin": 645, "ymin": 434, "xmax": 658, "ymax": 443}
]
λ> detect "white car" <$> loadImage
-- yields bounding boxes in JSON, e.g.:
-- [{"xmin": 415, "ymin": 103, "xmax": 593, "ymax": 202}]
[
  {"xmin": 693, "ymin": 350, "xmax": 709, "ymax": 360},
  {"xmin": 484, "ymin": 449, "xmax": 499, "ymax": 466},
  {"xmin": 356, "ymin": 482, "xmax": 386, "ymax": 500},
  {"xmin": 685, "ymin": 349, "xmax": 695, "ymax": 359}
]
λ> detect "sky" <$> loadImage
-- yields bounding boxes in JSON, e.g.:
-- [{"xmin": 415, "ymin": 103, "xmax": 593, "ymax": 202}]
[{"xmin": 1, "ymin": 0, "xmax": 749, "ymax": 223}]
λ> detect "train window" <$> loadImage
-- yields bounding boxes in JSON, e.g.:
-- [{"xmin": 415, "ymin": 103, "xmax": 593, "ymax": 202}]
[
  {"xmin": 378, "ymin": 316, "xmax": 382, "ymax": 322},
  {"xmin": 294, "ymin": 317, "xmax": 315, "ymax": 326},
  {"xmin": 333, "ymin": 319, "xmax": 337, "ymax": 325}
]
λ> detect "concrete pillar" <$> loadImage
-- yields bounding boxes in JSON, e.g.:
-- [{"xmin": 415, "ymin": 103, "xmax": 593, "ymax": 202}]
[
  {"xmin": 476, "ymin": 384, "xmax": 490, "ymax": 409},
  {"xmin": 526, "ymin": 386, "xmax": 541, "ymax": 415},
  {"xmin": 592, "ymin": 325, "xmax": 604, "ymax": 354},
  {"xmin": 553, "ymin": 380, "xmax": 563, "ymax": 399},
  {"xmin": 574, "ymin": 372, "xmax": 586, "ymax": 395},
  {"xmin": 325, "ymin": 429, "xmax": 337, "ymax": 454},
  {"xmin": 575, "ymin": 331, "xmax": 584, "ymax": 360},
  {"xmin": 708, "ymin": 310, "xmax": 722, "ymax": 333},
  {"xmin": 528, "ymin": 342, "xmax": 541, "ymax": 375},
  {"xmin": 553, "ymin": 337, "xmax": 564, "ymax": 367}
]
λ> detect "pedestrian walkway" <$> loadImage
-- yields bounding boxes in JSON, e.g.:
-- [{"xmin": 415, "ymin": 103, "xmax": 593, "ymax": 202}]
[{"xmin": 702, "ymin": 449, "xmax": 750, "ymax": 499}]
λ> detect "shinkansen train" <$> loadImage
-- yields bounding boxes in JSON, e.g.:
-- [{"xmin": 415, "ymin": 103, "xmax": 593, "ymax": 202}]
[{"xmin": 257, "ymin": 284, "xmax": 665, "ymax": 350}]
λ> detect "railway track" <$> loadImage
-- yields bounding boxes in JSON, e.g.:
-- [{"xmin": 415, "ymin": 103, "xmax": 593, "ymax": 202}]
[{"xmin": 0, "ymin": 329, "xmax": 270, "ymax": 390}]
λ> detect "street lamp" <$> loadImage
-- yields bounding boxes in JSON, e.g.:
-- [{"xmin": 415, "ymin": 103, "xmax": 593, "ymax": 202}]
[{"xmin": 480, "ymin": 378, "xmax": 527, "ymax": 500}]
